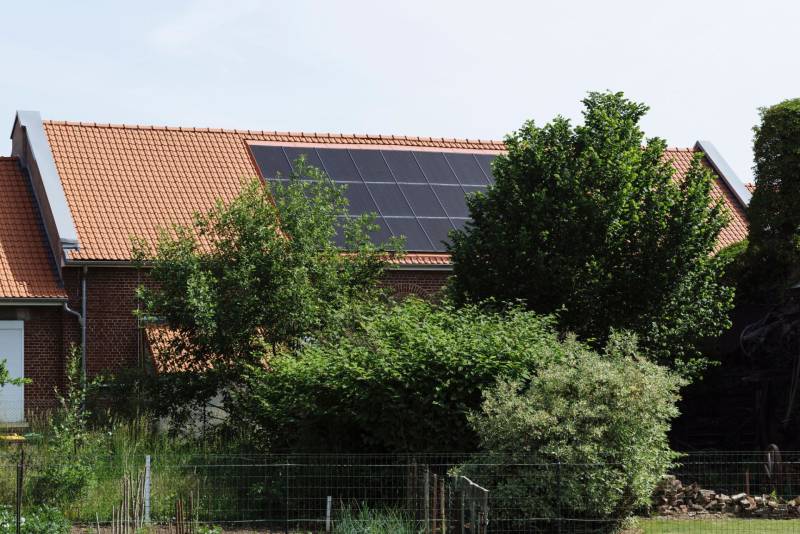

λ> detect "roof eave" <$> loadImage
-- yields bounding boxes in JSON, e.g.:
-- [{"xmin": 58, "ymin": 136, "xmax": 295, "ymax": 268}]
[
  {"xmin": 392, "ymin": 262, "xmax": 453, "ymax": 271},
  {"xmin": 0, "ymin": 297, "xmax": 67, "ymax": 306}
]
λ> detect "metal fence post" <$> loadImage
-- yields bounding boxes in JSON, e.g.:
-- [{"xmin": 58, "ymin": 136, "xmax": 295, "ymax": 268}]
[
  {"xmin": 144, "ymin": 454, "xmax": 151, "ymax": 523},
  {"xmin": 556, "ymin": 460, "xmax": 562, "ymax": 534},
  {"xmin": 325, "ymin": 495, "xmax": 332, "ymax": 532},
  {"xmin": 424, "ymin": 467, "xmax": 430, "ymax": 534},
  {"xmin": 285, "ymin": 460, "xmax": 290, "ymax": 534}
]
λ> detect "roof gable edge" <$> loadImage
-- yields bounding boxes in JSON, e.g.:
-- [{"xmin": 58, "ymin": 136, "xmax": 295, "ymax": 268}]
[
  {"xmin": 694, "ymin": 140, "xmax": 752, "ymax": 208},
  {"xmin": 11, "ymin": 111, "xmax": 80, "ymax": 252}
]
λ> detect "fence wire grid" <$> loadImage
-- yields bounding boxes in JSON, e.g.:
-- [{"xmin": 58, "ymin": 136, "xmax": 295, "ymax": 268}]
[{"xmin": 2, "ymin": 451, "xmax": 800, "ymax": 532}]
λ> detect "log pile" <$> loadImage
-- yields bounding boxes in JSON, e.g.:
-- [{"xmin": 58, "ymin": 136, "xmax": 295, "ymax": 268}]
[{"xmin": 653, "ymin": 475, "xmax": 800, "ymax": 518}]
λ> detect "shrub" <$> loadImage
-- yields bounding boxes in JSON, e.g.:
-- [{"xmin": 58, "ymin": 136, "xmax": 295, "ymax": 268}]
[
  {"xmin": 29, "ymin": 461, "xmax": 93, "ymax": 506},
  {"xmin": 460, "ymin": 332, "xmax": 683, "ymax": 530},
  {"xmin": 28, "ymin": 347, "xmax": 93, "ymax": 505},
  {"xmin": 234, "ymin": 298, "xmax": 565, "ymax": 452},
  {"xmin": 0, "ymin": 506, "xmax": 70, "ymax": 534}
]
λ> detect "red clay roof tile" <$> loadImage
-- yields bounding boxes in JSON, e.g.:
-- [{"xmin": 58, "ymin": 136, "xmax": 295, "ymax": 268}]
[{"xmin": 0, "ymin": 157, "xmax": 66, "ymax": 299}]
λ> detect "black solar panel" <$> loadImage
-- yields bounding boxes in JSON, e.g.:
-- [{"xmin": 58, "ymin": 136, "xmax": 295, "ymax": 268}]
[
  {"xmin": 446, "ymin": 153, "xmax": 489, "ymax": 185},
  {"xmin": 419, "ymin": 218, "xmax": 455, "ymax": 249},
  {"xmin": 249, "ymin": 144, "xmax": 498, "ymax": 252},
  {"xmin": 415, "ymin": 151, "xmax": 459, "ymax": 184}
]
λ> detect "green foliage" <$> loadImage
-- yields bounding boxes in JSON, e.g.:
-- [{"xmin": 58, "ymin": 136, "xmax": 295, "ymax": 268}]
[
  {"xmin": 0, "ymin": 359, "xmax": 28, "ymax": 387},
  {"xmin": 0, "ymin": 506, "xmax": 69, "ymax": 534},
  {"xmin": 333, "ymin": 504, "xmax": 416, "ymax": 534},
  {"xmin": 234, "ymin": 298, "xmax": 564, "ymax": 452},
  {"xmin": 135, "ymin": 159, "xmax": 400, "ymax": 411},
  {"xmin": 449, "ymin": 91, "xmax": 733, "ymax": 372},
  {"xmin": 745, "ymin": 98, "xmax": 800, "ymax": 299},
  {"xmin": 714, "ymin": 239, "xmax": 749, "ymax": 296},
  {"xmin": 461, "ymin": 332, "xmax": 683, "ymax": 528},
  {"xmin": 29, "ymin": 347, "xmax": 93, "ymax": 506}
]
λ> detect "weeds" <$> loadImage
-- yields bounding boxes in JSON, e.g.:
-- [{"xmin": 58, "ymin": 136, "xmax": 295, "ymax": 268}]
[{"xmin": 333, "ymin": 503, "xmax": 417, "ymax": 534}]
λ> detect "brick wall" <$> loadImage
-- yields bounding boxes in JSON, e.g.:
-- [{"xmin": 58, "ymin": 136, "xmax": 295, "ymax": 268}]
[
  {"xmin": 18, "ymin": 265, "xmax": 451, "ymax": 410},
  {"xmin": 381, "ymin": 269, "xmax": 450, "ymax": 298},
  {"xmin": 24, "ymin": 306, "xmax": 65, "ymax": 411},
  {"xmin": 63, "ymin": 266, "xmax": 146, "ymax": 375}
]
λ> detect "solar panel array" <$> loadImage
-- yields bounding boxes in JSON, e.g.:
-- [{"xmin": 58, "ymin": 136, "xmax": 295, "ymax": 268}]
[{"xmin": 250, "ymin": 145, "xmax": 497, "ymax": 252}]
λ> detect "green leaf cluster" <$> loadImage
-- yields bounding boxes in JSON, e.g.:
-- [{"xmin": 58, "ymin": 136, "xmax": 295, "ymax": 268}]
[
  {"xmin": 233, "ymin": 298, "xmax": 566, "ymax": 452},
  {"xmin": 0, "ymin": 359, "xmax": 27, "ymax": 388},
  {"xmin": 0, "ymin": 506, "xmax": 69, "ymax": 534},
  {"xmin": 461, "ymin": 331, "xmax": 684, "ymax": 527},
  {"xmin": 29, "ymin": 347, "xmax": 93, "ymax": 506},
  {"xmin": 449, "ymin": 91, "xmax": 733, "ymax": 371},
  {"xmin": 743, "ymin": 98, "xmax": 800, "ymax": 300},
  {"xmin": 135, "ymin": 158, "xmax": 400, "ymax": 407}
]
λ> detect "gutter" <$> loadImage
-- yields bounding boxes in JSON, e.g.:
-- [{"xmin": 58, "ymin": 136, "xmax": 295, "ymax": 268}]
[
  {"xmin": 0, "ymin": 298, "xmax": 67, "ymax": 306},
  {"xmin": 65, "ymin": 258, "xmax": 456, "ymax": 271},
  {"xmin": 62, "ymin": 266, "xmax": 88, "ymax": 384},
  {"xmin": 64, "ymin": 260, "xmax": 140, "ymax": 268}
]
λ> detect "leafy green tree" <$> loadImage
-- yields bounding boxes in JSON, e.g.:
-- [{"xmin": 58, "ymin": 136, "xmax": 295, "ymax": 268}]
[
  {"xmin": 135, "ymin": 159, "xmax": 399, "ymax": 410},
  {"xmin": 449, "ymin": 91, "xmax": 733, "ymax": 372},
  {"xmin": 745, "ymin": 98, "xmax": 800, "ymax": 298},
  {"xmin": 233, "ymin": 298, "xmax": 566, "ymax": 452}
]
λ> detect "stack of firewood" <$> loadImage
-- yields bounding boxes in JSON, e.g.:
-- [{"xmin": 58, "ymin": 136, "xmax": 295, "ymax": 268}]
[{"xmin": 653, "ymin": 475, "xmax": 800, "ymax": 518}]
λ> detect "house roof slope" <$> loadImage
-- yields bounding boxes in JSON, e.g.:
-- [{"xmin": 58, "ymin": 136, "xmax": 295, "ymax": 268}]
[
  {"xmin": 666, "ymin": 148, "xmax": 748, "ymax": 248},
  {"xmin": 42, "ymin": 121, "xmax": 747, "ymax": 264},
  {"xmin": 0, "ymin": 157, "xmax": 66, "ymax": 299}
]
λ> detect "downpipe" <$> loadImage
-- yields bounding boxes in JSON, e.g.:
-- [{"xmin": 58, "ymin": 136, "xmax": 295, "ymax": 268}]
[{"xmin": 62, "ymin": 266, "xmax": 88, "ymax": 385}]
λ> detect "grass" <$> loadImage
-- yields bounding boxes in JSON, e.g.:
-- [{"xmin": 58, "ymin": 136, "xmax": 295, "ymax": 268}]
[
  {"xmin": 333, "ymin": 504, "xmax": 416, "ymax": 534},
  {"xmin": 0, "ymin": 415, "xmax": 240, "ymax": 524},
  {"xmin": 638, "ymin": 517, "xmax": 800, "ymax": 533}
]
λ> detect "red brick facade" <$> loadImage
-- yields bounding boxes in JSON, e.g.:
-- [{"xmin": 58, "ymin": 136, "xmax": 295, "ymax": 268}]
[
  {"xmin": 63, "ymin": 267, "xmax": 148, "ymax": 375},
  {"xmin": 17, "ymin": 265, "xmax": 451, "ymax": 413},
  {"xmin": 381, "ymin": 270, "xmax": 450, "ymax": 299}
]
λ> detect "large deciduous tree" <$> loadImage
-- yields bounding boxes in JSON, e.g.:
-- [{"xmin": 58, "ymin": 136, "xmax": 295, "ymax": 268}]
[
  {"xmin": 449, "ymin": 91, "xmax": 733, "ymax": 372},
  {"xmin": 135, "ymin": 159, "xmax": 400, "ymax": 411},
  {"xmin": 745, "ymin": 98, "xmax": 800, "ymax": 298}
]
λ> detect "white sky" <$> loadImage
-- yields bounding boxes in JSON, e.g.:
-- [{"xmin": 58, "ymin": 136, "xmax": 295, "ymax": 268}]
[{"xmin": 2, "ymin": 0, "xmax": 799, "ymax": 182}]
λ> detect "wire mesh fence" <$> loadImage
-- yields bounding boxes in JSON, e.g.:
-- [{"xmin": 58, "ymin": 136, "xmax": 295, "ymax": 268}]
[{"xmin": 3, "ymin": 451, "xmax": 800, "ymax": 532}]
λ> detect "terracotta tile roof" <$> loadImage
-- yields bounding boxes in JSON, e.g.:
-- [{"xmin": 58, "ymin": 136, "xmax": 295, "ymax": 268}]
[
  {"xmin": 41, "ymin": 121, "xmax": 748, "ymax": 265},
  {"xmin": 395, "ymin": 253, "xmax": 452, "ymax": 266},
  {"xmin": 663, "ymin": 148, "xmax": 749, "ymax": 249},
  {"xmin": 43, "ymin": 121, "xmax": 501, "ymax": 265},
  {"xmin": 0, "ymin": 158, "xmax": 66, "ymax": 299}
]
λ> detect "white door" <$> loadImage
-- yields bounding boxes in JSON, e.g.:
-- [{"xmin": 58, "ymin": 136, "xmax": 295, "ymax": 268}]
[{"xmin": 0, "ymin": 321, "xmax": 24, "ymax": 423}]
